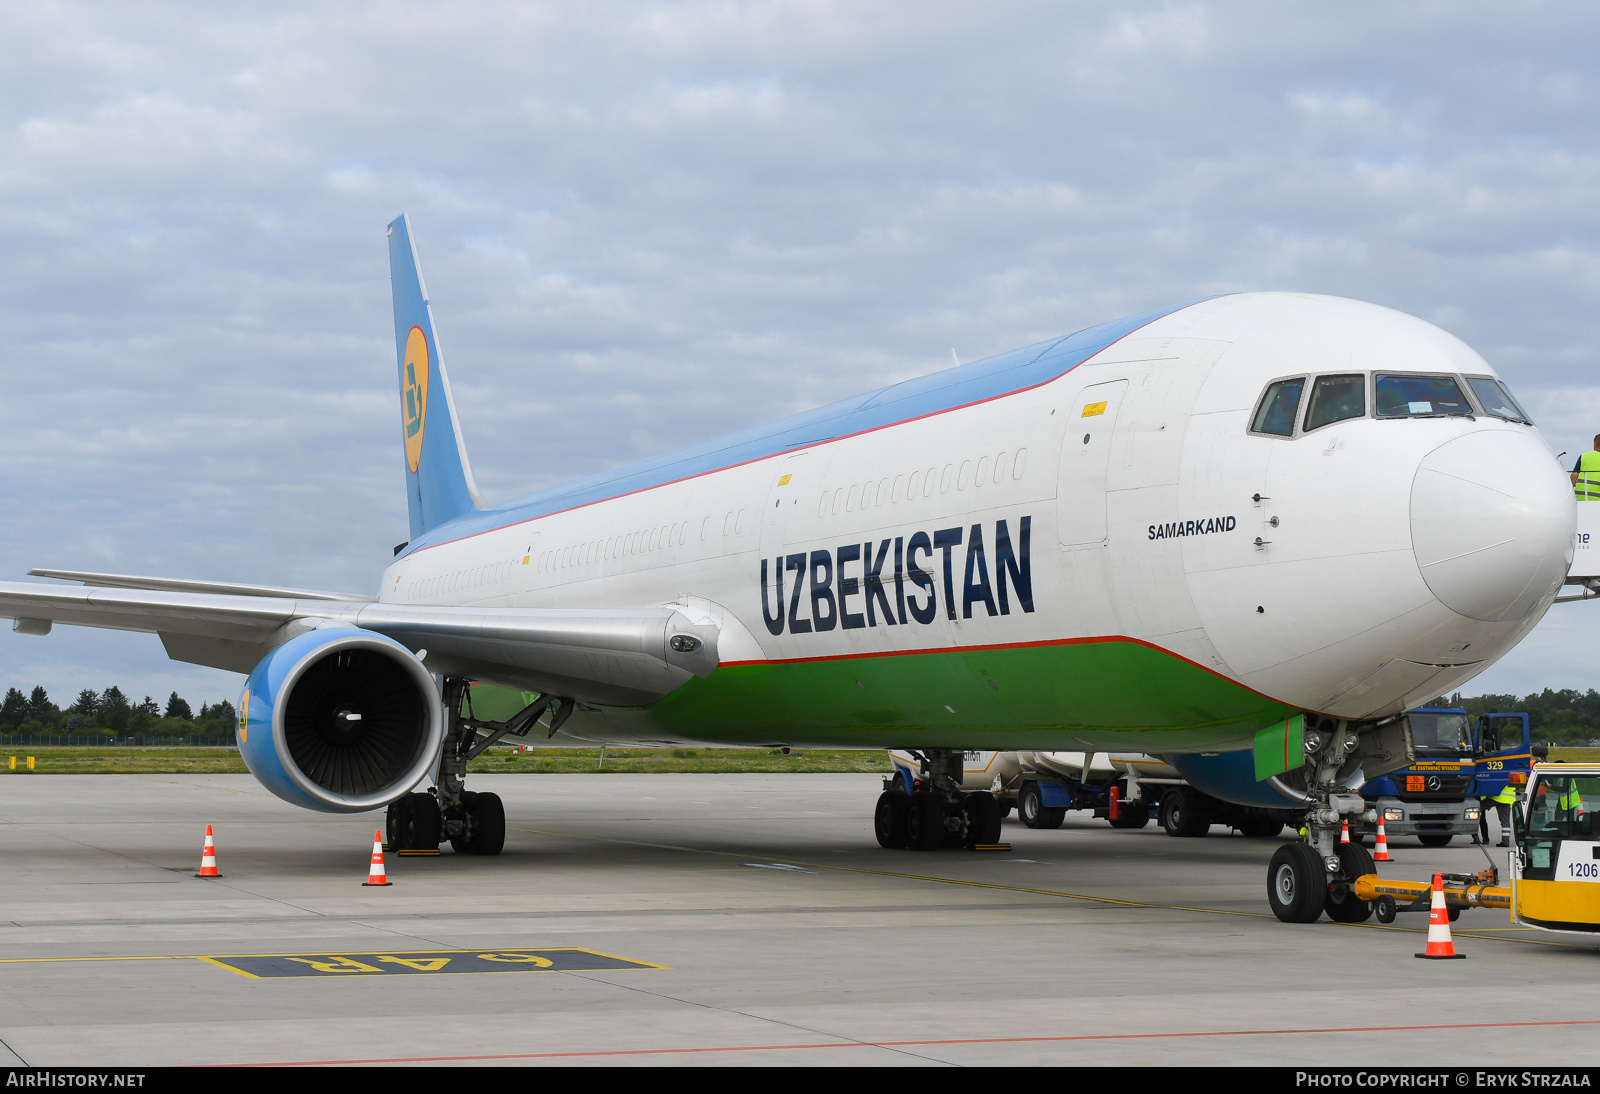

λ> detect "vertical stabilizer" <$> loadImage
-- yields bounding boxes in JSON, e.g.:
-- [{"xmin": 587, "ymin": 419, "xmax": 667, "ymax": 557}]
[{"xmin": 388, "ymin": 215, "xmax": 483, "ymax": 540}]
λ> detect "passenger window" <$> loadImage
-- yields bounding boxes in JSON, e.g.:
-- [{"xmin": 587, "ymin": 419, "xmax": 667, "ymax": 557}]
[
  {"xmin": 1465, "ymin": 376, "xmax": 1532, "ymax": 424},
  {"xmin": 1374, "ymin": 374, "xmax": 1474, "ymax": 417},
  {"xmin": 1250, "ymin": 378, "xmax": 1305, "ymax": 436},
  {"xmin": 1303, "ymin": 374, "xmax": 1365, "ymax": 431}
]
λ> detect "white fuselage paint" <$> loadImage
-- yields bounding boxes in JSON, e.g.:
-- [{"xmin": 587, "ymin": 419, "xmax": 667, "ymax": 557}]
[{"xmin": 378, "ymin": 293, "xmax": 1575, "ymax": 747}]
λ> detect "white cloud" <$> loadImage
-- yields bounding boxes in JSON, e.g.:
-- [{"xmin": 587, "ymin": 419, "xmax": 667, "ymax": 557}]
[{"xmin": 1, "ymin": 1, "xmax": 1599, "ymax": 703}]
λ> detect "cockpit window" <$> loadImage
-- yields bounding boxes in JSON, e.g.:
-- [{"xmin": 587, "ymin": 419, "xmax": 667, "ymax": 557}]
[
  {"xmin": 1466, "ymin": 376, "xmax": 1532, "ymax": 424},
  {"xmin": 1304, "ymin": 374, "xmax": 1366, "ymax": 431},
  {"xmin": 1374, "ymin": 374, "xmax": 1474, "ymax": 418},
  {"xmin": 1251, "ymin": 378, "xmax": 1305, "ymax": 436}
]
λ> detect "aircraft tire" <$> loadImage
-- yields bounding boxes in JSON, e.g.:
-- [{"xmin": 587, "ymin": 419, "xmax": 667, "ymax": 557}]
[
  {"xmin": 386, "ymin": 795, "xmax": 413, "ymax": 850},
  {"xmin": 1238, "ymin": 815, "xmax": 1284, "ymax": 839},
  {"xmin": 1268, "ymin": 843, "xmax": 1327, "ymax": 923},
  {"xmin": 468, "ymin": 791, "xmax": 506, "ymax": 856},
  {"xmin": 1418, "ymin": 833, "xmax": 1453, "ymax": 848},
  {"xmin": 963, "ymin": 792, "xmax": 1003, "ymax": 847},
  {"xmin": 412, "ymin": 793, "xmax": 442, "ymax": 850},
  {"xmin": 874, "ymin": 791, "xmax": 909, "ymax": 849},
  {"xmin": 906, "ymin": 794, "xmax": 944, "ymax": 852},
  {"xmin": 1018, "ymin": 782, "xmax": 1065, "ymax": 830},
  {"xmin": 391, "ymin": 791, "xmax": 440, "ymax": 851},
  {"xmin": 1159, "ymin": 789, "xmax": 1210, "ymax": 837},
  {"xmin": 1324, "ymin": 842, "xmax": 1375, "ymax": 923},
  {"xmin": 1108, "ymin": 806, "xmax": 1150, "ymax": 829}
]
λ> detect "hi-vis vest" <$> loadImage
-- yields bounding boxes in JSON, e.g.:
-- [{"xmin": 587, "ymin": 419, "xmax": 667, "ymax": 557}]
[
  {"xmin": 1577, "ymin": 450, "xmax": 1600, "ymax": 501},
  {"xmin": 1492, "ymin": 783, "xmax": 1518, "ymax": 805}
]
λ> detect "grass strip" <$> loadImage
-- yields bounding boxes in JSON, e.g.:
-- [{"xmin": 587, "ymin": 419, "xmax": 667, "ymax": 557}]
[
  {"xmin": 0, "ymin": 746, "xmax": 894, "ymax": 775},
  {"xmin": 9, "ymin": 743, "xmax": 1595, "ymax": 777},
  {"xmin": 1550, "ymin": 748, "xmax": 1600, "ymax": 762}
]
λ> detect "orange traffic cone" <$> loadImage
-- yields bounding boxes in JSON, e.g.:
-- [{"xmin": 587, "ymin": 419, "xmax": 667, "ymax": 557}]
[
  {"xmin": 1373, "ymin": 816, "xmax": 1393, "ymax": 862},
  {"xmin": 195, "ymin": 824, "xmax": 220, "ymax": 878},
  {"xmin": 1415, "ymin": 873, "xmax": 1464, "ymax": 959},
  {"xmin": 1340, "ymin": 819, "xmax": 1350, "ymax": 844},
  {"xmin": 363, "ymin": 830, "xmax": 392, "ymax": 887}
]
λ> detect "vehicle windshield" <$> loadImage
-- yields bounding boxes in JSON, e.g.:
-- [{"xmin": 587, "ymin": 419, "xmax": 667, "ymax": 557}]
[
  {"xmin": 1524, "ymin": 775, "xmax": 1600, "ymax": 839},
  {"xmin": 1375, "ymin": 374, "xmax": 1474, "ymax": 418},
  {"xmin": 1252, "ymin": 378, "xmax": 1305, "ymax": 436},
  {"xmin": 1410, "ymin": 712, "xmax": 1471, "ymax": 752},
  {"xmin": 1465, "ymin": 376, "xmax": 1532, "ymax": 424}
]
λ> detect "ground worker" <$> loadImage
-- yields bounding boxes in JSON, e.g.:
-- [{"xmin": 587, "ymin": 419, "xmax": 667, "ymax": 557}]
[
  {"xmin": 1560, "ymin": 782, "xmax": 1585, "ymax": 819},
  {"xmin": 1573, "ymin": 435, "xmax": 1600, "ymax": 500},
  {"xmin": 1482, "ymin": 782, "xmax": 1517, "ymax": 847}
]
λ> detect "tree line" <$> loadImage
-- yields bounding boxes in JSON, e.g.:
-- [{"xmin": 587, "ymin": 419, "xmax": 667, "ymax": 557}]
[
  {"xmin": 1442, "ymin": 689, "xmax": 1600, "ymax": 744},
  {"xmin": 4, "ymin": 680, "xmax": 1598, "ymax": 744},
  {"xmin": 0, "ymin": 685, "xmax": 236, "ymax": 736}
]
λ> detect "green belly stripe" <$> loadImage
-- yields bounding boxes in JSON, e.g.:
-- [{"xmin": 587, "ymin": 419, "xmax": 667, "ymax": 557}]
[{"xmin": 619, "ymin": 639, "xmax": 1295, "ymax": 752}]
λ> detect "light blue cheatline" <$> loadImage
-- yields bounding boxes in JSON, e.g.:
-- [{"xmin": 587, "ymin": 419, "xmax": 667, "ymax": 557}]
[{"xmin": 400, "ymin": 295, "xmax": 1209, "ymax": 556}]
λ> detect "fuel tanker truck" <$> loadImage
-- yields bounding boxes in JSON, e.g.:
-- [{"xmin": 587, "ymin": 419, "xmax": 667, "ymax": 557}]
[{"xmin": 884, "ymin": 749, "xmax": 1299, "ymax": 839}]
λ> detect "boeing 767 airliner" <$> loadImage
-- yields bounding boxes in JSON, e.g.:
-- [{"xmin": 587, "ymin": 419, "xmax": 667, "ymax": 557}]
[{"xmin": 0, "ymin": 215, "xmax": 1577, "ymax": 922}]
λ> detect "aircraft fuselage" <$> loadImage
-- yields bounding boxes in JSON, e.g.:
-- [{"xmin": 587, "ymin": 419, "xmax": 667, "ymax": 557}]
[{"xmin": 381, "ymin": 292, "xmax": 1574, "ymax": 752}]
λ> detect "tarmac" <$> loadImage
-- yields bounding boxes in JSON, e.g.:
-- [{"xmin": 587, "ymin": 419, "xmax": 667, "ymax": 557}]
[{"xmin": 0, "ymin": 771, "xmax": 1597, "ymax": 1067}]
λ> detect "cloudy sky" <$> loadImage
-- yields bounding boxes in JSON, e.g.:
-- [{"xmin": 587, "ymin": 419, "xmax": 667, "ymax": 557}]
[{"xmin": 1, "ymin": 2, "xmax": 1597, "ymax": 711}]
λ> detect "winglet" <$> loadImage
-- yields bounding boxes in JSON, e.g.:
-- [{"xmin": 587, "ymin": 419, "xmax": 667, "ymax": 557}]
[{"xmin": 387, "ymin": 215, "xmax": 483, "ymax": 542}]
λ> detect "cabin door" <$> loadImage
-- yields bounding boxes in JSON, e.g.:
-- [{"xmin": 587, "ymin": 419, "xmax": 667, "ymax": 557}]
[{"xmin": 1056, "ymin": 380, "xmax": 1127, "ymax": 547}]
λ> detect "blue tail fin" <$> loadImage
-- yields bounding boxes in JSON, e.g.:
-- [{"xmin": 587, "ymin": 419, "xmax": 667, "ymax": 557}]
[{"xmin": 388, "ymin": 214, "xmax": 482, "ymax": 541}]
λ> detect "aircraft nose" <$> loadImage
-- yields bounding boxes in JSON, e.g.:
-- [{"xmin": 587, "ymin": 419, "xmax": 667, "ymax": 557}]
[{"xmin": 1410, "ymin": 430, "xmax": 1575, "ymax": 622}]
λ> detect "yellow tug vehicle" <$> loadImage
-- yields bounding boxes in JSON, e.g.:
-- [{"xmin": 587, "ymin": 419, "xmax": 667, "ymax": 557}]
[{"xmin": 1349, "ymin": 761, "xmax": 1600, "ymax": 938}]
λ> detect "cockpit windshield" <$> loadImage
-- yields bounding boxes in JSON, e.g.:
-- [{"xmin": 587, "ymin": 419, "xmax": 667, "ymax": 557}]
[
  {"xmin": 1304, "ymin": 375, "xmax": 1366, "ymax": 431},
  {"xmin": 1251, "ymin": 378, "xmax": 1304, "ymax": 436},
  {"xmin": 1465, "ymin": 376, "xmax": 1532, "ymax": 424},
  {"xmin": 1409, "ymin": 711, "xmax": 1471, "ymax": 752},
  {"xmin": 1375, "ymin": 375, "xmax": 1474, "ymax": 418}
]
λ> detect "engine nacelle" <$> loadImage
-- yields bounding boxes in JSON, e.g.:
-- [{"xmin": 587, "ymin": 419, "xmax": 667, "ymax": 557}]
[
  {"xmin": 1167, "ymin": 750, "xmax": 1305, "ymax": 810},
  {"xmin": 237, "ymin": 627, "xmax": 443, "ymax": 813}
]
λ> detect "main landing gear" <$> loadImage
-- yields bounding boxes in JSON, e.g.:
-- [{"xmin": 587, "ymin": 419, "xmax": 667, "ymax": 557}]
[
  {"xmin": 874, "ymin": 749, "xmax": 1004, "ymax": 851},
  {"xmin": 385, "ymin": 676, "xmax": 574, "ymax": 856},
  {"xmin": 1265, "ymin": 716, "xmax": 1389, "ymax": 924}
]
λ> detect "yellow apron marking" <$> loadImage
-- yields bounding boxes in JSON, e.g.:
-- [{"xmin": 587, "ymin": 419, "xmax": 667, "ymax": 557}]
[
  {"xmin": 286, "ymin": 956, "xmax": 382, "ymax": 974},
  {"xmin": 378, "ymin": 956, "xmax": 452, "ymax": 971},
  {"xmin": 0, "ymin": 947, "xmax": 666, "ymax": 978}
]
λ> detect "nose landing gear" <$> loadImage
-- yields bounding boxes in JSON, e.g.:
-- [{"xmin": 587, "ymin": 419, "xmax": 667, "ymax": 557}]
[{"xmin": 1266, "ymin": 716, "xmax": 1386, "ymax": 923}]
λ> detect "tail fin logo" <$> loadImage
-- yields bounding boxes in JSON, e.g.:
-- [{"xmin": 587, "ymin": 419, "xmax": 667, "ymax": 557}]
[{"xmin": 402, "ymin": 325, "xmax": 430, "ymax": 474}]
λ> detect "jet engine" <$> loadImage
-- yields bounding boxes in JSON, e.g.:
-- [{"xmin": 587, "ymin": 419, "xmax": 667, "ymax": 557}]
[
  {"xmin": 1167, "ymin": 750, "xmax": 1305, "ymax": 810},
  {"xmin": 236, "ymin": 627, "xmax": 443, "ymax": 813}
]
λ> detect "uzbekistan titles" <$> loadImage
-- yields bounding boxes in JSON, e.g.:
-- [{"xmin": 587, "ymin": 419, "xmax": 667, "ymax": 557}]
[{"xmin": 760, "ymin": 517, "xmax": 1033, "ymax": 636}]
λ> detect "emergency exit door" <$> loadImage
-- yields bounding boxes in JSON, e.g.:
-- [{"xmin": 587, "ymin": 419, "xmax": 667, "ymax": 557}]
[{"xmin": 1056, "ymin": 380, "xmax": 1127, "ymax": 547}]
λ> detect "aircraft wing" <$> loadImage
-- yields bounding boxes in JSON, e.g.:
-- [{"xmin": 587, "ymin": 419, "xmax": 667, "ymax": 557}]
[
  {"xmin": 0, "ymin": 581, "xmax": 719, "ymax": 707},
  {"xmin": 26, "ymin": 568, "xmax": 378, "ymax": 602}
]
